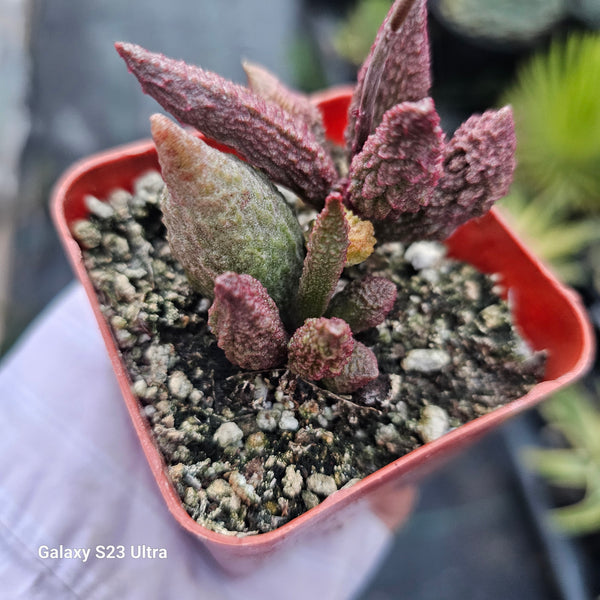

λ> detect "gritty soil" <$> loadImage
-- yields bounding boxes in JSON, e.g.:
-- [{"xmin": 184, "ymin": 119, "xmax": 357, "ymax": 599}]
[{"xmin": 71, "ymin": 170, "xmax": 545, "ymax": 535}]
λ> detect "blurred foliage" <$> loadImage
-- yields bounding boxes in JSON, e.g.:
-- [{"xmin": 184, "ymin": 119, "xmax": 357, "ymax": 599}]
[
  {"xmin": 524, "ymin": 385, "xmax": 600, "ymax": 535},
  {"xmin": 499, "ymin": 33, "xmax": 600, "ymax": 284},
  {"xmin": 333, "ymin": 0, "xmax": 391, "ymax": 65},
  {"xmin": 501, "ymin": 30, "xmax": 600, "ymax": 541},
  {"xmin": 503, "ymin": 33, "xmax": 600, "ymax": 210},
  {"xmin": 501, "ymin": 188, "xmax": 600, "ymax": 284},
  {"xmin": 288, "ymin": 34, "xmax": 329, "ymax": 92},
  {"xmin": 436, "ymin": 0, "xmax": 564, "ymax": 45}
]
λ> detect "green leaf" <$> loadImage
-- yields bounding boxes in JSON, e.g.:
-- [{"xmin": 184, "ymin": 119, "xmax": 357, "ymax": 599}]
[
  {"xmin": 523, "ymin": 385, "xmax": 600, "ymax": 536},
  {"xmin": 294, "ymin": 194, "xmax": 349, "ymax": 323},
  {"xmin": 551, "ymin": 486, "xmax": 600, "ymax": 535},
  {"xmin": 523, "ymin": 448, "xmax": 590, "ymax": 488},
  {"xmin": 540, "ymin": 388, "xmax": 600, "ymax": 461},
  {"xmin": 151, "ymin": 114, "xmax": 305, "ymax": 312}
]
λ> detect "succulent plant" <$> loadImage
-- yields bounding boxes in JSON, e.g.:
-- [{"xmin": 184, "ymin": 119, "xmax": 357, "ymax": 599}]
[
  {"xmin": 208, "ymin": 272, "xmax": 289, "ymax": 371},
  {"xmin": 288, "ymin": 317, "xmax": 355, "ymax": 381},
  {"xmin": 116, "ymin": 0, "xmax": 517, "ymax": 393}
]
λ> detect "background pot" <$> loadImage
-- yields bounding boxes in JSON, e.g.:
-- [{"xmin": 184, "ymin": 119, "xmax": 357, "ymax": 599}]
[{"xmin": 50, "ymin": 89, "xmax": 594, "ymax": 574}]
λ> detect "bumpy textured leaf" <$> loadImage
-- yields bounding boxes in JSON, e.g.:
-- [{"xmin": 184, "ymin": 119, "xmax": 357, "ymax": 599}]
[
  {"xmin": 323, "ymin": 342, "xmax": 379, "ymax": 393},
  {"xmin": 295, "ymin": 193, "xmax": 350, "ymax": 323},
  {"xmin": 346, "ymin": 0, "xmax": 431, "ymax": 155},
  {"xmin": 347, "ymin": 98, "xmax": 444, "ymax": 221},
  {"xmin": 376, "ymin": 106, "xmax": 517, "ymax": 242},
  {"xmin": 288, "ymin": 317, "xmax": 354, "ymax": 380},
  {"xmin": 116, "ymin": 42, "xmax": 337, "ymax": 207},
  {"xmin": 326, "ymin": 276, "xmax": 397, "ymax": 333},
  {"xmin": 243, "ymin": 59, "xmax": 326, "ymax": 141},
  {"xmin": 344, "ymin": 207, "xmax": 377, "ymax": 266},
  {"xmin": 208, "ymin": 273, "xmax": 288, "ymax": 370},
  {"xmin": 436, "ymin": 107, "xmax": 517, "ymax": 215},
  {"xmin": 151, "ymin": 114, "xmax": 304, "ymax": 309}
]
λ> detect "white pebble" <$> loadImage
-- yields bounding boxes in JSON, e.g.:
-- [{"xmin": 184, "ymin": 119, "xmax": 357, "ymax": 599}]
[
  {"xmin": 71, "ymin": 220, "xmax": 101, "ymax": 248},
  {"xmin": 405, "ymin": 241, "xmax": 446, "ymax": 270},
  {"xmin": 418, "ymin": 405, "xmax": 450, "ymax": 442},
  {"xmin": 375, "ymin": 423, "xmax": 401, "ymax": 447},
  {"xmin": 84, "ymin": 194, "xmax": 115, "ymax": 219},
  {"xmin": 213, "ymin": 422, "xmax": 244, "ymax": 448},
  {"xmin": 282, "ymin": 465, "xmax": 303, "ymax": 498},
  {"xmin": 206, "ymin": 478, "xmax": 232, "ymax": 501},
  {"xmin": 307, "ymin": 473, "xmax": 337, "ymax": 497},
  {"xmin": 135, "ymin": 170, "xmax": 164, "ymax": 195},
  {"xmin": 256, "ymin": 410, "xmax": 278, "ymax": 432},
  {"xmin": 480, "ymin": 305, "xmax": 505, "ymax": 330},
  {"xmin": 114, "ymin": 273, "xmax": 137, "ymax": 302},
  {"xmin": 229, "ymin": 472, "xmax": 260, "ymax": 505},
  {"xmin": 168, "ymin": 371, "xmax": 193, "ymax": 400},
  {"xmin": 132, "ymin": 379, "xmax": 147, "ymax": 397},
  {"xmin": 279, "ymin": 410, "xmax": 299, "ymax": 431},
  {"xmin": 402, "ymin": 348, "xmax": 450, "ymax": 373}
]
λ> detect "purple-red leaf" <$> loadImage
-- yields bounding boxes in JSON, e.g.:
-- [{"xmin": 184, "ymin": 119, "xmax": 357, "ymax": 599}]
[
  {"xmin": 243, "ymin": 59, "xmax": 326, "ymax": 142},
  {"xmin": 346, "ymin": 0, "xmax": 431, "ymax": 156},
  {"xmin": 323, "ymin": 342, "xmax": 379, "ymax": 393},
  {"xmin": 288, "ymin": 317, "xmax": 354, "ymax": 380},
  {"xmin": 326, "ymin": 276, "xmax": 397, "ymax": 334},
  {"xmin": 208, "ymin": 272, "xmax": 289, "ymax": 370},
  {"xmin": 434, "ymin": 105, "xmax": 517, "ymax": 219},
  {"xmin": 347, "ymin": 98, "xmax": 444, "ymax": 221},
  {"xmin": 375, "ymin": 106, "xmax": 517, "ymax": 242},
  {"xmin": 116, "ymin": 42, "xmax": 337, "ymax": 207},
  {"xmin": 295, "ymin": 193, "xmax": 350, "ymax": 323}
]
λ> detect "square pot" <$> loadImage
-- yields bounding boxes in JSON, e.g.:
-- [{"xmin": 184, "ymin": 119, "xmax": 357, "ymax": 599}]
[{"xmin": 51, "ymin": 88, "xmax": 594, "ymax": 573}]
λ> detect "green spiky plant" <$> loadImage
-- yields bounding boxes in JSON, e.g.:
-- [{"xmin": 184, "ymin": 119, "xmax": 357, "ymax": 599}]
[
  {"xmin": 505, "ymin": 33, "xmax": 600, "ymax": 209},
  {"xmin": 524, "ymin": 385, "xmax": 600, "ymax": 535},
  {"xmin": 499, "ymin": 33, "xmax": 600, "ymax": 284},
  {"xmin": 115, "ymin": 0, "xmax": 517, "ymax": 395}
]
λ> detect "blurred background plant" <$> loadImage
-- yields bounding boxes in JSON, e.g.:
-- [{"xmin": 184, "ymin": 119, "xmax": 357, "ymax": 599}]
[
  {"xmin": 432, "ymin": 0, "xmax": 564, "ymax": 48},
  {"xmin": 431, "ymin": 0, "xmax": 600, "ymax": 48},
  {"xmin": 487, "ymin": 29, "xmax": 600, "ymax": 544},
  {"xmin": 504, "ymin": 33, "xmax": 600, "ymax": 210},
  {"xmin": 333, "ymin": 0, "xmax": 391, "ymax": 66},
  {"xmin": 524, "ymin": 383, "xmax": 600, "ymax": 535},
  {"xmin": 571, "ymin": 0, "xmax": 600, "ymax": 28},
  {"xmin": 500, "ymin": 188, "xmax": 600, "ymax": 284},
  {"xmin": 499, "ymin": 32, "xmax": 600, "ymax": 285}
]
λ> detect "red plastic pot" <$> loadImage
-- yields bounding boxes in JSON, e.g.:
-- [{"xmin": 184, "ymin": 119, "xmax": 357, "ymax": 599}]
[{"xmin": 51, "ymin": 88, "xmax": 595, "ymax": 574}]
